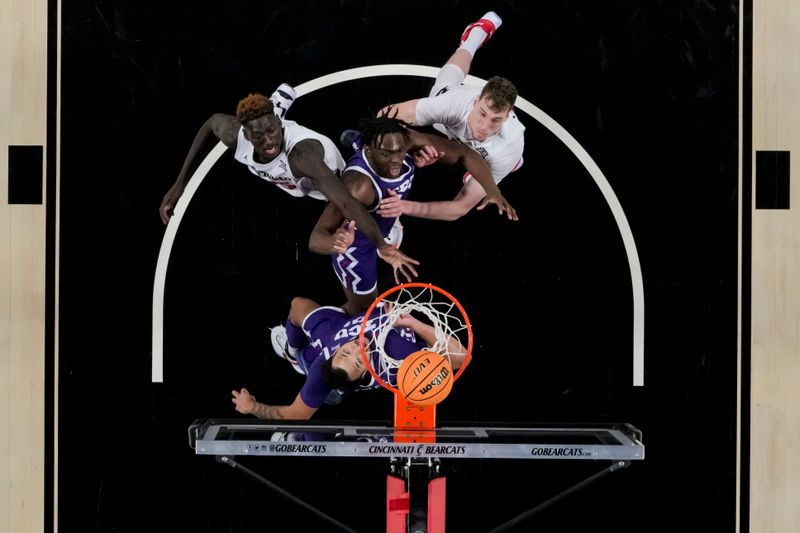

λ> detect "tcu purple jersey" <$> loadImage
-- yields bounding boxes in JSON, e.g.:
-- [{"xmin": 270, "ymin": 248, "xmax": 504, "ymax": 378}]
[
  {"xmin": 332, "ymin": 148, "xmax": 415, "ymax": 294},
  {"xmin": 298, "ymin": 305, "xmax": 423, "ymax": 408}
]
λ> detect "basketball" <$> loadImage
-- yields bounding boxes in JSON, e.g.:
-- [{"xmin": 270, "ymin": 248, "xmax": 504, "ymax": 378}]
[{"xmin": 396, "ymin": 350, "xmax": 454, "ymax": 406}]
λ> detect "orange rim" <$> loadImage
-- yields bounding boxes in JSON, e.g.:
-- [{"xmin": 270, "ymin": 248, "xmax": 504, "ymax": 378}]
[{"xmin": 358, "ymin": 282, "xmax": 473, "ymax": 393}]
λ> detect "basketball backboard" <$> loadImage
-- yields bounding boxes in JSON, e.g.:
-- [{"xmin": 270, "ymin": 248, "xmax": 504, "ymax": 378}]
[{"xmin": 189, "ymin": 419, "xmax": 644, "ymax": 461}]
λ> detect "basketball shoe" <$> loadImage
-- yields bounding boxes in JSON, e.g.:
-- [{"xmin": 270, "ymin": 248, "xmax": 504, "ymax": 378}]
[
  {"xmin": 269, "ymin": 325, "xmax": 304, "ymax": 374},
  {"xmin": 269, "ymin": 83, "xmax": 296, "ymax": 120},
  {"xmin": 460, "ymin": 11, "xmax": 503, "ymax": 50},
  {"xmin": 270, "ymin": 431, "xmax": 300, "ymax": 442}
]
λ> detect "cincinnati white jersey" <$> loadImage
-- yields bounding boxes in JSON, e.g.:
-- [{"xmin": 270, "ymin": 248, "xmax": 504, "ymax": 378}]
[
  {"xmin": 415, "ymin": 85, "xmax": 525, "ymax": 184},
  {"xmin": 233, "ymin": 119, "xmax": 345, "ymax": 200}
]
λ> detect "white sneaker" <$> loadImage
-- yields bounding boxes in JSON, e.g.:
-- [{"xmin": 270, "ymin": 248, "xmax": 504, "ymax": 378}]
[
  {"xmin": 460, "ymin": 11, "xmax": 503, "ymax": 49},
  {"xmin": 270, "ymin": 325, "xmax": 304, "ymax": 374},
  {"xmin": 270, "ymin": 83, "xmax": 296, "ymax": 119},
  {"xmin": 270, "ymin": 431, "xmax": 300, "ymax": 442}
]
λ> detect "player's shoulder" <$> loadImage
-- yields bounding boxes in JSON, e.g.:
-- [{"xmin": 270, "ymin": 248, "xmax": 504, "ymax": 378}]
[
  {"xmin": 344, "ymin": 148, "xmax": 369, "ymax": 169},
  {"xmin": 282, "ymin": 119, "xmax": 312, "ymax": 139},
  {"xmin": 285, "ymin": 120, "xmax": 336, "ymax": 149},
  {"xmin": 501, "ymin": 111, "xmax": 526, "ymax": 141},
  {"xmin": 284, "ymin": 121, "xmax": 324, "ymax": 153}
]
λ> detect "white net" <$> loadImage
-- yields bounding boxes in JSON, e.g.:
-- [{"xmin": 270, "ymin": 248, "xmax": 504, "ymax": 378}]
[{"xmin": 362, "ymin": 284, "xmax": 471, "ymax": 388}]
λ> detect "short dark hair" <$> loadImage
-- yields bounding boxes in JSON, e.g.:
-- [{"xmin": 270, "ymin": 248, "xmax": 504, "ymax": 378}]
[
  {"xmin": 320, "ymin": 358, "xmax": 362, "ymax": 392},
  {"xmin": 480, "ymin": 76, "xmax": 518, "ymax": 112},
  {"xmin": 235, "ymin": 93, "xmax": 275, "ymax": 123},
  {"xmin": 358, "ymin": 109, "xmax": 411, "ymax": 149}
]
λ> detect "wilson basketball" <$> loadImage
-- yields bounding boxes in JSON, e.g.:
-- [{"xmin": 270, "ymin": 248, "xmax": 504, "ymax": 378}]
[{"xmin": 396, "ymin": 350, "xmax": 453, "ymax": 406}]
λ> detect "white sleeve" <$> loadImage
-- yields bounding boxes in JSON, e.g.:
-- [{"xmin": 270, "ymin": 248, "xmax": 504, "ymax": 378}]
[
  {"xmin": 485, "ymin": 135, "xmax": 525, "ymax": 184},
  {"xmin": 414, "ymin": 88, "xmax": 473, "ymax": 127}
]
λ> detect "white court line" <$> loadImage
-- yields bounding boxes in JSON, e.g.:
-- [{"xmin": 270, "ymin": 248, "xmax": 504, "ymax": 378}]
[
  {"xmin": 152, "ymin": 64, "xmax": 645, "ymax": 386},
  {"xmin": 151, "ymin": 142, "xmax": 227, "ymax": 382}
]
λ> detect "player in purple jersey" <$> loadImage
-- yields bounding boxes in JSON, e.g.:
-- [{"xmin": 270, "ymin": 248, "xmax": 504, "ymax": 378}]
[
  {"xmin": 230, "ymin": 295, "xmax": 467, "ymax": 420},
  {"xmin": 158, "ymin": 90, "xmax": 419, "ymax": 283},
  {"xmin": 309, "ymin": 110, "xmax": 500, "ymax": 315}
]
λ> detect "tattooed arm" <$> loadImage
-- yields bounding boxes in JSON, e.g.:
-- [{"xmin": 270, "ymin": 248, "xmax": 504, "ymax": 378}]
[{"xmin": 231, "ymin": 388, "xmax": 317, "ymax": 420}]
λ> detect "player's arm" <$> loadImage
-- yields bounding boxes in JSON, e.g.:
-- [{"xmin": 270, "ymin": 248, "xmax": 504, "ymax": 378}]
[
  {"xmin": 289, "ymin": 139, "xmax": 389, "ymax": 250},
  {"xmin": 409, "ymin": 130, "xmax": 518, "ymax": 220},
  {"xmin": 393, "ymin": 314, "xmax": 467, "ymax": 370},
  {"xmin": 231, "ymin": 388, "xmax": 317, "ymax": 420},
  {"xmin": 160, "ymin": 113, "xmax": 240, "ymax": 224},
  {"xmin": 378, "ymin": 179, "xmax": 485, "ymax": 221},
  {"xmin": 412, "ymin": 130, "xmax": 516, "ymax": 219},
  {"xmin": 309, "ymin": 205, "xmax": 353, "ymax": 255},
  {"xmin": 378, "ymin": 99, "xmax": 422, "ymax": 125},
  {"xmin": 309, "ymin": 171, "xmax": 373, "ymax": 255}
]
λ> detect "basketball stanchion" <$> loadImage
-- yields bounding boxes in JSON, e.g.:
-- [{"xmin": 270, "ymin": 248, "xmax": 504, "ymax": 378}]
[
  {"xmin": 359, "ymin": 282, "xmax": 473, "ymax": 533},
  {"xmin": 394, "ymin": 350, "xmax": 454, "ymax": 442}
]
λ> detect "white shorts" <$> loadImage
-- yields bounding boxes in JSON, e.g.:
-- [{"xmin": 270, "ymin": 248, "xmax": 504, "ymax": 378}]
[{"xmin": 429, "ymin": 64, "xmax": 467, "ymax": 98}]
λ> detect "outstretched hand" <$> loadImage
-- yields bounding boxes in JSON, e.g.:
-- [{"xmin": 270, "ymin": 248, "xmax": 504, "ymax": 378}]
[
  {"xmin": 477, "ymin": 190, "xmax": 519, "ymax": 221},
  {"xmin": 378, "ymin": 244, "xmax": 419, "ymax": 284},
  {"xmin": 231, "ymin": 388, "xmax": 257, "ymax": 415},
  {"xmin": 159, "ymin": 183, "xmax": 185, "ymax": 224}
]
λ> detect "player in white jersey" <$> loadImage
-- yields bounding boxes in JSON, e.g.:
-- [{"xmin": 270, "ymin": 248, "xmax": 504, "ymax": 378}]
[
  {"xmin": 378, "ymin": 10, "xmax": 525, "ymax": 223},
  {"xmin": 231, "ymin": 117, "xmax": 342, "ymax": 200},
  {"xmin": 158, "ymin": 90, "xmax": 419, "ymax": 283}
]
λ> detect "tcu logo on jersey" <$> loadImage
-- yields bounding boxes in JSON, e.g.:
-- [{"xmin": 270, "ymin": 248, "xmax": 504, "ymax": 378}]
[
  {"xmin": 475, "ymin": 147, "xmax": 489, "ymax": 159},
  {"xmin": 332, "ymin": 312, "xmax": 387, "ymax": 342},
  {"xmin": 331, "ymin": 315, "xmax": 417, "ymax": 345},
  {"xmin": 393, "ymin": 179, "xmax": 413, "ymax": 195},
  {"xmin": 333, "ymin": 323, "xmax": 362, "ymax": 341}
]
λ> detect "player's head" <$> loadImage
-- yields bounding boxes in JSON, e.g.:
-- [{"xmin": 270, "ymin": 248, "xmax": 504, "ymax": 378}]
[
  {"xmin": 321, "ymin": 339, "xmax": 368, "ymax": 391},
  {"xmin": 468, "ymin": 76, "xmax": 517, "ymax": 142},
  {"xmin": 359, "ymin": 110, "xmax": 412, "ymax": 179},
  {"xmin": 236, "ymin": 93, "xmax": 283, "ymax": 163}
]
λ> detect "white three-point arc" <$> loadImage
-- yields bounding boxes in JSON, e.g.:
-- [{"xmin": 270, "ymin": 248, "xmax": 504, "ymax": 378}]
[{"xmin": 151, "ymin": 64, "xmax": 645, "ymax": 386}]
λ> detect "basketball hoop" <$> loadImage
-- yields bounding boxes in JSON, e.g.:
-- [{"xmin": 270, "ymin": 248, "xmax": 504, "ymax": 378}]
[{"xmin": 358, "ymin": 282, "xmax": 473, "ymax": 431}]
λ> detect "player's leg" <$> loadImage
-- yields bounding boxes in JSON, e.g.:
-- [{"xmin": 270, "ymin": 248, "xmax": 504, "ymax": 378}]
[
  {"xmin": 270, "ymin": 296, "xmax": 315, "ymax": 374},
  {"xmin": 336, "ymin": 264, "xmax": 377, "ymax": 316},
  {"xmin": 342, "ymin": 289, "xmax": 377, "ymax": 317},
  {"xmin": 331, "ymin": 244, "xmax": 380, "ymax": 316},
  {"xmin": 430, "ymin": 11, "xmax": 503, "ymax": 97}
]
